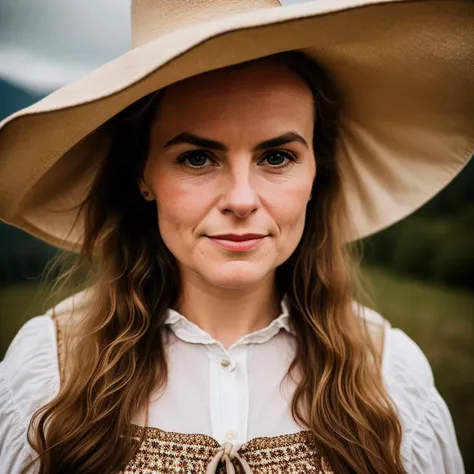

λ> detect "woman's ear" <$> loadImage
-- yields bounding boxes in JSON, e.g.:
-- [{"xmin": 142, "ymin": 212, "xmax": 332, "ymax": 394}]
[{"xmin": 137, "ymin": 178, "xmax": 154, "ymax": 201}]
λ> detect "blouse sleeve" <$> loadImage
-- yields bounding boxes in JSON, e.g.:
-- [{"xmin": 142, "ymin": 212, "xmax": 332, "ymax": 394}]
[
  {"xmin": 0, "ymin": 315, "xmax": 60, "ymax": 474},
  {"xmin": 384, "ymin": 326, "xmax": 465, "ymax": 474}
]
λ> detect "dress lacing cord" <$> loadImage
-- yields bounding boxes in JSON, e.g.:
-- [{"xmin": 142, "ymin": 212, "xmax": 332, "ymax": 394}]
[{"xmin": 206, "ymin": 442, "xmax": 253, "ymax": 474}]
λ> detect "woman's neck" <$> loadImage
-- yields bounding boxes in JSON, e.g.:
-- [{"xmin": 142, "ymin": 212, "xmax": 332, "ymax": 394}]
[{"xmin": 173, "ymin": 271, "xmax": 282, "ymax": 350}]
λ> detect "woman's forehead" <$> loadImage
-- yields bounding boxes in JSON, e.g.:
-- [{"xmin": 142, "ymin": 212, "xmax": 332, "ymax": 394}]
[
  {"xmin": 152, "ymin": 61, "xmax": 314, "ymax": 136},
  {"xmin": 165, "ymin": 61, "xmax": 310, "ymax": 106}
]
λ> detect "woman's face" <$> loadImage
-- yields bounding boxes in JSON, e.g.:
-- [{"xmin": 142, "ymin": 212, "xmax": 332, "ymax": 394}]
[{"xmin": 140, "ymin": 60, "xmax": 316, "ymax": 289}]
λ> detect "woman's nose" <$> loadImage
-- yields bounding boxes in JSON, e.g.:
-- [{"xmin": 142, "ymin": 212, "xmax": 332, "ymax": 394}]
[{"xmin": 217, "ymin": 170, "xmax": 260, "ymax": 218}]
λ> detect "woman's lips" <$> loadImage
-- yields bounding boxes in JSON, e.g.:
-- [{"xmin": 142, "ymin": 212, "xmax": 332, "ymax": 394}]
[{"xmin": 207, "ymin": 236, "xmax": 266, "ymax": 251}]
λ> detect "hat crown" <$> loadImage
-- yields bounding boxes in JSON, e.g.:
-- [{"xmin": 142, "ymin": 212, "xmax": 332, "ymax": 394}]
[{"xmin": 131, "ymin": 0, "xmax": 282, "ymax": 48}]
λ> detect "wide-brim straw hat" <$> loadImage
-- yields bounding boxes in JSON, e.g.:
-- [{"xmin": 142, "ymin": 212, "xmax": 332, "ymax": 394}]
[{"xmin": 0, "ymin": 0, "xmax": 472, "ymax": 252}]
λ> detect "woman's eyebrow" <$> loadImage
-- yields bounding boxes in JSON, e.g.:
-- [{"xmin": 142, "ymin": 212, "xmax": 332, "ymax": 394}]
[{"xmin": 164, "ymin": 131, "xmax": 308, "ymax": 151}]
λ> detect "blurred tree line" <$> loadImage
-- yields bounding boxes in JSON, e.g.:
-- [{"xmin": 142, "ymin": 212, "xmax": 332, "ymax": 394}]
[
  {"xmin": 0, "ymin": 79, "xmax": 472, "ymax": 288},
  {"xmin": 363, "ymin": 158, "xmax": 474, "ymax": 289}
]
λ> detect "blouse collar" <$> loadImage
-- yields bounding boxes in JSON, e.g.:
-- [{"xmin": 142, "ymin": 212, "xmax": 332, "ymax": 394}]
[{"xmin": 162, "ymin": 293, "xmax": 295, "ymax": 347}]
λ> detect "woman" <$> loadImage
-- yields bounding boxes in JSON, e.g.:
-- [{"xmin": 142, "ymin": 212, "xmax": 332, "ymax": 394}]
[{"xmin": 0, "ymin": 1, "xmax": 472, "ymax": 473}]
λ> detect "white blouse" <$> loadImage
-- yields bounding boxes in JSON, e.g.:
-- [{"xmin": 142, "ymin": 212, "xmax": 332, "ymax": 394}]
[{"xmin": 0, "ymin": 291, "xmax": 465, "ymax": 473}]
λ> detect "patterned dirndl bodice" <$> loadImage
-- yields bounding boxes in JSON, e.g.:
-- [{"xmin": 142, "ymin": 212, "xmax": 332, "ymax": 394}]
[{"xmin": 120, "ymin": 424, "xmax": 335, "ymax": 474}]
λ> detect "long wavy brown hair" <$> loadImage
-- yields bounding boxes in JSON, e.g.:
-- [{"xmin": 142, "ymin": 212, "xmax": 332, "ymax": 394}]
[{"xmin": 22, "ymin": 51, "xmax": 407, "ymax": 474}]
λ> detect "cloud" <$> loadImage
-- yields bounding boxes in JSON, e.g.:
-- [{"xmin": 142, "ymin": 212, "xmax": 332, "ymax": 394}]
[
  {"xmin": 0, "ymin": 47, "xmax": 95, "ymax": 93},
  {"xmin": 0, "ymin": 0, "xmax": 130, "ymax": 93}
]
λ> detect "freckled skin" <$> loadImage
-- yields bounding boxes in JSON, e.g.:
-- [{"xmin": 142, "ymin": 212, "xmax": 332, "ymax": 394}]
[{"xmin": 140, "ymin": 60, "xmax": 316, "ymax": 292}]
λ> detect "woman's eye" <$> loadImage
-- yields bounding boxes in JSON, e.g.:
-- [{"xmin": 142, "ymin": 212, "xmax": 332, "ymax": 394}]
[
  {"xmin": 177, "ymin": 149, "xmax": 296, "ymax": 171},
  {"xmin": 261, "ymin": 150, "xmax": 296, "ymax": 168},
  {"xmin": 178, "ymin": 151, "xmax": 212, "ymax": 169}
]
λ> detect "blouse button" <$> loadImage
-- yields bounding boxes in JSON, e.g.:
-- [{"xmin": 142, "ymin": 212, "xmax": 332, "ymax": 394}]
[
  {"xmin": 220, "ymin": 358, "xmax": 231, "ymax": 368},
  {"xmin": 225, "ymin": 430, "xmax": 238, "ymax": 441}
]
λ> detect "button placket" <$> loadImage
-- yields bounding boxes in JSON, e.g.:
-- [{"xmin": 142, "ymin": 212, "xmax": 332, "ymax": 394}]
[
  {"xmin": 222, "ymin": 382, "xmax": 239, "ymax": 443},
  {"xmin": 207, "ymin": 345, "xmax": 234, "ymax": 443},
  {"xmin": 206, "ymin": 345, "xmax": 243, "ymax": 444},
  {"xmin": 220, "ymin": 352, "xmax": 238, "ymax": 443},
  {"xmin": 234, "ymin": 349, "xmax": 249, "ymax": 445}
]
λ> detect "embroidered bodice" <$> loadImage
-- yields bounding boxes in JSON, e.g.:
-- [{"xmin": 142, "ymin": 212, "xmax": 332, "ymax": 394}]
[{"xmin": 122, "ymin": 425, "xmax": 332, "ymax": 473}]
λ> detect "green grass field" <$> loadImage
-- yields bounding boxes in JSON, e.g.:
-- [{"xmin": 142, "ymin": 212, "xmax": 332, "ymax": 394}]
[{"xmin": 1, "ymin": 267, "xmax": 473, "ymax": 471}]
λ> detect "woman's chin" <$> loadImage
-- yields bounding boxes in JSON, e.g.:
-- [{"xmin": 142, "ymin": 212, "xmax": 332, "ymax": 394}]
[{"xmin": 200, "ymin": 264, "xmax": 270, "ymax": 289}]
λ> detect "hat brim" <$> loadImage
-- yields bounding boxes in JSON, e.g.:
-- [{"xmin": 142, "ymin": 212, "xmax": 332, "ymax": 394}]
[{"xmin": 0, "ymin": 0, "xmax": 473, "ymax": 251}]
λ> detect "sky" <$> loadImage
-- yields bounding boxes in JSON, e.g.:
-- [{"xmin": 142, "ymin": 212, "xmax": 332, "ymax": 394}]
[
  {"xmin": 0, "ymin": 0, "xmax": 307, "ymax": 94},
  {"xmin": 0, "ymin": 0, "xmax": 131, "ymax": 93}
]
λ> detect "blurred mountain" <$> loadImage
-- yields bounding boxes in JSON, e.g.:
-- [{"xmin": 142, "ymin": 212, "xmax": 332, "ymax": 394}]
[
  {"xmin": 0, "ymin": 80, "xmax": 56, "ymax": 283},
  {"xmin": 0, "ymin": 79, "xmax": 44, "ymax": 121}
]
